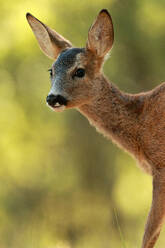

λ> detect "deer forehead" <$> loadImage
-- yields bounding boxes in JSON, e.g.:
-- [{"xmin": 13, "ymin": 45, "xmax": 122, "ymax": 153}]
[{"xmin": 52, "ymin": 48, "xmax": 86, "ymax": 74}]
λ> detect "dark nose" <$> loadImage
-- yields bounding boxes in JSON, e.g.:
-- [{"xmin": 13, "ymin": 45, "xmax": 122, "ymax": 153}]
[{"xmin": 46, "ymin": 94, "xmax": 68, "ymax": 107}]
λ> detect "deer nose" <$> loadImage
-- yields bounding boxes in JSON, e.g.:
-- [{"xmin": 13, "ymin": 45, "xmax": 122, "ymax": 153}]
[{"xmin": 46, "ymin": 94, "xmax": 68, "ymax": 107}]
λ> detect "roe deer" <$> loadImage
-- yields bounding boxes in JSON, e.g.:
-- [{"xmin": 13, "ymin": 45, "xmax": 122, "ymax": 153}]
[{"xmin": 26, "ymin": 9, "xmax": 165, "ymax": 248}]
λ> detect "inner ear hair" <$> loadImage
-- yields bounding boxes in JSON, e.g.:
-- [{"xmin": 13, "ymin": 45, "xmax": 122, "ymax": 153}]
[
  {"xmin": 26, "ymin": 13, "xmax": 72, "ymax": 60},
  {"xmin": 86, "ymin": 9, "xmax": 114, "ymax": 58}
]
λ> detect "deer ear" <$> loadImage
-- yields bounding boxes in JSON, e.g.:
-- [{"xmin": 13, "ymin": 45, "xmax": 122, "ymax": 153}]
[
  {"xmin": 26, "ymin": 13, "xmax": 72, "ymax": 60},
  {"xmin": 86, "ymin": 9, "xmax": 114, "ymax": 58}
]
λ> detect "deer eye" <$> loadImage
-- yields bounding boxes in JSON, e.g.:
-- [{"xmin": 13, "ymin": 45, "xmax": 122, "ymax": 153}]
[
  {"xmin": 74, "ymin": 68, "xmax": 85, "ymax": 78},
  {"xmin": 48, "ymin": 68, "xmax": 53, "ymax": 77}
]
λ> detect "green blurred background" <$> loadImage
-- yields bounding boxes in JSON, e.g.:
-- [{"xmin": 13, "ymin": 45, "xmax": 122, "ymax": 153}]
[{"xmin": 1, "ymin": 0, "xmax": 165, "ymax": 247}]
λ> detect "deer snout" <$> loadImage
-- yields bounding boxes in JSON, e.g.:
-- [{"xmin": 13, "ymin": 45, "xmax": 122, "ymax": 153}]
[{"xmin": 46, "ymin": 94, "xmax": 68, "ymax": 107}]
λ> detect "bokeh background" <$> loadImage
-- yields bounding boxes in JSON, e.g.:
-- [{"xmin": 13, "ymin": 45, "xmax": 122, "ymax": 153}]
[{"xmin": 1, "ymin": 0, "xmax": 165, "ymax": 247}]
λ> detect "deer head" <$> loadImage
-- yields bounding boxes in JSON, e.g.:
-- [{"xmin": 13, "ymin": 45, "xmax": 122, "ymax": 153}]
[{"xmin": 26, "ymin": 10, "xmax": 114, "ymax": 112}]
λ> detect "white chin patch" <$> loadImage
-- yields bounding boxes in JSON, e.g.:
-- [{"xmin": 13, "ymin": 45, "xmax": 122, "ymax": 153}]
[
  {"xmin": 46, "ymin": 102, "xmax": 66, "ymax": 112},
  {"xmin": 48, "ymin": 104, "xmax": 66, "ymax": 112}
]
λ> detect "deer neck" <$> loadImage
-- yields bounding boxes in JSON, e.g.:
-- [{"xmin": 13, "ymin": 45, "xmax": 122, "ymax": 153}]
[{"xmin": 78, "ymin": 75, "xmax": 143, "ymax": 157}]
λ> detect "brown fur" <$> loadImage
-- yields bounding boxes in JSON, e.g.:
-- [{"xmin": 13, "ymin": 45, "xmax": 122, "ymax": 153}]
[{"xmin": 26, "ymin": 9, "xmax": 165, "ymax": 248}]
